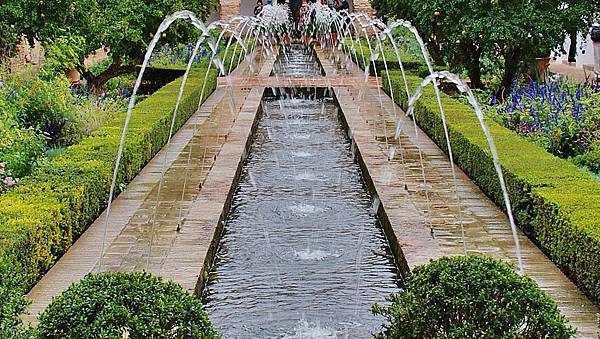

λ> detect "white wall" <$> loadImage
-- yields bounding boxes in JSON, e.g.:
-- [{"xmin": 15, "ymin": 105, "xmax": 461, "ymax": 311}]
[{"xmin": 554, "ymin": 31, "xmax": 596, "ymax": 69}]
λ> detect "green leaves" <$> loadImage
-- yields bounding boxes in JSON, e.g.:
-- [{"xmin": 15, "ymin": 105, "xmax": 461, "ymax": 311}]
[
  {"xmin": 371, "ymin": 0, "xmax": 599, "ymax": 94},
  {"xmin": 41, "ymin": 34, "xmax": 87, "ymax": 76},
  {"xmin": 10, "ymin": 0, "xmax": 218, "ymax": 86},
  {"xmin": 37, "ymin": 272, "xmax": 219, "ymax": 338},
  {"xmin": 373, "ymin": 256, "xmax": 575, "ymax": 339}
]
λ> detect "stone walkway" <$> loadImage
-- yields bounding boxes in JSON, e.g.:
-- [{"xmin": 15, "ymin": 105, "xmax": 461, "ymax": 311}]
[
  {"xmin": 317, "ymin": 50, "xmax": 599, "ymax": 337},
  {"xmin": 550, "ymin": 62, "xmax": 599, "ymax": 83}
]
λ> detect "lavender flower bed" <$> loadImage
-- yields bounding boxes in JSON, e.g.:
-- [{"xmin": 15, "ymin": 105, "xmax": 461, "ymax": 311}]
[
  {"xmin": 150, "ymin": 43, "xmax": 214, "ymax": 68},
  {"xmin": 490, "ymin": 80, "xmax": 600, "ymax": 174}
]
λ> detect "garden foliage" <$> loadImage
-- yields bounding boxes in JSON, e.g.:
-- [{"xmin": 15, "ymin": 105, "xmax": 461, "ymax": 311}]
[
  {"xmin": 372, "ymin": 0, "xmax": 598, "ymax": 97},
  {"xmin": 150, "ymin": 39, "xmax": 254, "ymax": 76},
  {"xmin": 0, "ymin": 69, "xmax": 218, "ymax": 336},
  {"xmin": 37, "ymin": 272, "xmax": 219, "ymax": 338},
  {"xmin": 490, "ymin": 80, "xmax": 600, "ymax": 174},
  {"xmin": 11, "ymin": 0, "xmax": 217, "ymax": 88},
  {"xmin": 384, "ymin": 70, "xmax": 600, "ymax": 307},
  {"xmin": 343, "ymin": 37, "xmax": 427, "ymax": 76},
  {"xmin": 373, "ymin": 256, "xmax": 575, "ymax": 338},
  {"xmin": 2, "ymin": 75, "xmax": 77, "ymax": 147},
  {"xmin": 0, "ymin": 125, "xmax": 45, "ymax": 179}
]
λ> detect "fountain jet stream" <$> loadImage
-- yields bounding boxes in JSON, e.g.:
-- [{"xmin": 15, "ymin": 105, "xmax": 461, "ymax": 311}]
[{"xmin": 100, "ymin": 10, "xmax": 210, "ymax": 272}]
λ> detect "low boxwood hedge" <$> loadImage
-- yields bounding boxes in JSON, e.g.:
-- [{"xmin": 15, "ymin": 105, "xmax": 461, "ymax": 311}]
[
  {"xmin": 343, "ymin": 40, "xmax": 425, "ymax": 76},
  {"xmin": 37, "ymin": 272, "xmax": 219, "ymax": 338},
  {"xmin": 0, "ymin": 68, "xmax": 217, "ymax": 302},
  {"xmin": 383, "ymin": 70, "xmax": 600, "ymax": 306}
]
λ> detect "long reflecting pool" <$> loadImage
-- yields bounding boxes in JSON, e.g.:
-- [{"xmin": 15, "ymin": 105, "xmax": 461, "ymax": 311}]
[{"xmin": 203, "ymin": 46, "xmax": 401, "ymax": 338}]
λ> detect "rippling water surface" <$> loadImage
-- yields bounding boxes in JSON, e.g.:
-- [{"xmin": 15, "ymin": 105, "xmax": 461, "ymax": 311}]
[
  {"xmin": 203, "ymin": 46, "xmax": 400, "ymax": 338},
  {"xmin": 272, "ymin": 45, "xmax": 323, "ymax": 77}
]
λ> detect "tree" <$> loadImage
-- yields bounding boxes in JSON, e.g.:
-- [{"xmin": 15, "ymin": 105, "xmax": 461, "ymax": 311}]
[
  {"xmin": 563, "ymin": 2, "xmax": 598, "ymax": 63},
  {"xmin": 371, "ymin": 0, "xmax": 599, "ymax": 98},
  {"xmin": 17, "ymin": 0, "xmax": 216, "ymax": 89},
  {"xmin": 373, "ymin": 256, "xmax": 575, "ymax": 339}
]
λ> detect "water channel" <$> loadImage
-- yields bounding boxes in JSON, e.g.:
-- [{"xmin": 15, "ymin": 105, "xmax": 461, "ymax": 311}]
[{"xmin": 203, "ymin": 45, "xmax": 401, "ymax": 338}]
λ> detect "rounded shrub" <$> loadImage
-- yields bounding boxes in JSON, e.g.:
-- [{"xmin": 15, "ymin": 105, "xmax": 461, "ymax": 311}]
[
  {"xmin": 574, "ymin": 150, "xmax": 600, "ymax": 176},
  {"xmin": 373, "ymin": 256, "xmax": 575, "ymax": 339},
  {"xmin": 37, "ymin": 272, "xmax": 219, "ymax": 338}
]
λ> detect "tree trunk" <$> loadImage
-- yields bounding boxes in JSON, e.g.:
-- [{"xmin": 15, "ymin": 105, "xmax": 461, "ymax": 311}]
[
  {"xmin": 466, "ymin": 47, "xmax": 484, "ymax": 89},
  {"xmin": 568, "ymin": 30, "xmax": 578, "ymax": 63},
  {"xmin": 427, "ymin": 38, "xmax": 445, "ymax": 66},
  {"xmin": 78, "ymin": 56, "xmax": 133, "ymax": 92},
  {"xmin": 496, "ymin": 51, "xmax": 520, "ymax": 101}
]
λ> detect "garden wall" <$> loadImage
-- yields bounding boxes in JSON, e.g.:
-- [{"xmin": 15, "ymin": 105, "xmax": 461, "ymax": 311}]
[
  {"xmin": 383, "ymin": 70, "xmax": 600, "ymax": 306},
  {"xmin": 0, "ymin": 68, "xmax": 218, "ymax": 292}
]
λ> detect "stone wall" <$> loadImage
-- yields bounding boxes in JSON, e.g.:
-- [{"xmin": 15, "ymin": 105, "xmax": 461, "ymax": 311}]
[
  {"xmin": 352, "ymin": 0, "xmax": 374, "ymax": 15},
  {"xmin": 221, "ymin": 0, "xmax": 240, "ymax": 19}
]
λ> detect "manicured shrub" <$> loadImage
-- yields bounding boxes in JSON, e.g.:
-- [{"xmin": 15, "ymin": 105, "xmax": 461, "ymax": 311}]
[
  {"xmin": 344, "ymin": 38, "xmax": 425, "ymax": 76},
  {"xmin": 383, "ymin": 70, "xmax": 600, "ymax": 306},
  {"xmin": 373, "ymin": 256, "xmax": 575, "ymax": 338},
  {"xmin": 37, "ymin": 272, "xmax": 219, "ymax": 338},
  {"xmin": 0, "ymin": 261, "xmax": 31, "ymax": 338},
  {"xmin": 0, "ymin": 68, "xmax": 218, "ymax": 337}
]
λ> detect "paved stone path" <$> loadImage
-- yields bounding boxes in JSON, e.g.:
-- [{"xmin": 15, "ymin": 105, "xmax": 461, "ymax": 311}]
[
  {"xmin": 316, "ymin": 50, "xmax": 599, "ymax": 337},
  {"xmin": 23, "ymin": 54, "xmax": 274, "ymax": 324},
  {"xmin": 25, "ymin": 46, "xmax": 599, "ymax": 337},
  {"xmin": 550, "ymin": 62, "xmax": 599, "ymax": 83}
]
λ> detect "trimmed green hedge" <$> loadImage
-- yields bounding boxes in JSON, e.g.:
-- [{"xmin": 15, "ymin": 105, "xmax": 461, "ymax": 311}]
[
  {"xmin": 343, "ymin": 39, "xmax": 425, "ymax": 76},
  {"xmin": 383, "ymin": 70, "xmax": 600, "ymax": 306},
  {"xmin": 0, "ymin": 68, "xmax": 218, "ymax": 293}
]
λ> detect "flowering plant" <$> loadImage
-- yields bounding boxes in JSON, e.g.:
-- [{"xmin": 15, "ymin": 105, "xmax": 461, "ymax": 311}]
[
  {"xmin": 490, "ymin": 79, "xmax": 600, "ymax": 159},
  {"xmin": 149, "ymin": 43, "xmax": 212, "ymax": 68},
  {"xmin": 0, "ymin": 162, "xmax": 18, "ymax": 193}
]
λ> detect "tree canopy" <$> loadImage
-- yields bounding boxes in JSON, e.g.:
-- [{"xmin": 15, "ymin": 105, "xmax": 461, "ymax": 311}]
[
  {"xmin": 14, "ymin": 0, "xmax": 217, "ymax": 88},
  {"xmin": 371, "ymin": 0, "xmax": 599, "ymax": 97},
  {"xmin": 0, "ymin": 2, "xmax": 24, "ymax": 59}
]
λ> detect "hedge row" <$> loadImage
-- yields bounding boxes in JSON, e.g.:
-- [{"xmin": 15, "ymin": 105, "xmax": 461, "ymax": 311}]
[
  {"xmin": 383, "ymin": 70, "xmax": 600, "ymax": 306},
  {"xmin": 343, "ymin": 39, "xmax": 431, "ymax": 77},
  {"xmin": 0, "ymin": 68, "xmax": 218, "ymax": 292}
]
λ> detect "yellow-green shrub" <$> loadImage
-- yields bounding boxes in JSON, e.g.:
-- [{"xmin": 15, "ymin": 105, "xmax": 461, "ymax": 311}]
[{"xmin": 383, "ymin": 70, "xmax": 600, "ymax": 306}]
